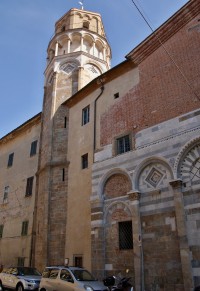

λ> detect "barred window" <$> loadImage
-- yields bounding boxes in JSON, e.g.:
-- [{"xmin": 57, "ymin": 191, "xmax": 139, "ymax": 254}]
[
  {"xmin": 0, "ymin": 225, "xmax": 4, "ymax": 239},
  {"xmin": 118, "ymin": 221, "xmax": 133, "ymax": 250},
  {"xmin": 25, "ymin": 177, "xmax": 34, "ymax": 196},
  {"xmin": 21, "ymin": 221, "xmax": 29, "ymax": 236},
  {"xmin": 7, "ymin": 153, "xmax": 14, "ymax": 167},
  {"xmin": 116, "ymin": 135, "xmax": 131, "ymax": 155},
  {"xmin": 30, "ymin": 140, "xmax": 38, "ymax": 156}
]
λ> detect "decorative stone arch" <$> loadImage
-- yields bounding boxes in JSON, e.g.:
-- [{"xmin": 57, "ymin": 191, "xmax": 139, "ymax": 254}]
[
  {"xmin": 45, "ymin": 70, "xmax": 54, "ymax": 86},
  {"xmin": 104, "ymin": 201, "xmax": 132, "ymax": 224},
  {"xmin": 83, "ymin": 59, "xmax": 103, "ymax": 73},
  {"xmin": 134, "ymin": 156, "xmax": 174, "ymax": 192},
  {"xmin": 174, "ymin": 136, "xmax": 200, "ymax": 178},
  {"xmin": 174, "ymin": 136, "xmax": 200, "ymax": 183},
  {"xmin": 97, "ymin": 168, "xmax": 133, "ymax": 200},
  {"xmin": 83, "ymin": 13, "xmax": 92, "ymax": 21}
]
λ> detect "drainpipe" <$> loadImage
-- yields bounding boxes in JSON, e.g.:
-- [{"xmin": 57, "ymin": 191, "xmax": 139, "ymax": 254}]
[{"xmin": 93, "ymin": 77, "xmax": 105, "ymax": 162}]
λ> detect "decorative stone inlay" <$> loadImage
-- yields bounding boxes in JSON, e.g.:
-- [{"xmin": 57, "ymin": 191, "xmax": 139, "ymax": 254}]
[
  {"xmin": 60, "ymin": 62, "xmax": 77, "ymax": 74},
  {"xmin": 145, "ymin": 167, "xmax": 164, "ymax": 188}
]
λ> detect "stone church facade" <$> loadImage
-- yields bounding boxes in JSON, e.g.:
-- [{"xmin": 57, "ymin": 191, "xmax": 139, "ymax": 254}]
[{"xmin": 0, "ymin": 1, "xmax": 200, "ymax": 290}]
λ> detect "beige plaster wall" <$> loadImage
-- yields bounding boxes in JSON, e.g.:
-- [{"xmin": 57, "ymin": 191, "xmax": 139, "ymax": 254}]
[
  {"xmin": 66, "ymin": 66, "xmax": 138, "ymax": 270},
  {"xmin": 0, "ymin": 121, "xmax": 41, "ymax": 267}
]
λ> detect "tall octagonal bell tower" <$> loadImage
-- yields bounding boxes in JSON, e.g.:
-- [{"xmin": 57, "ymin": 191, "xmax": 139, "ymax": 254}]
[{"xmin": 33, "ymin": 8, "xmax": 111, "ymax": 270}]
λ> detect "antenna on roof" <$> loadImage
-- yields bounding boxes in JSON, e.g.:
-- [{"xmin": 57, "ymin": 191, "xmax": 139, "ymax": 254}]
[{"xmin": 78, "ymin": 1, "xmax": 84, "ymax": 10}]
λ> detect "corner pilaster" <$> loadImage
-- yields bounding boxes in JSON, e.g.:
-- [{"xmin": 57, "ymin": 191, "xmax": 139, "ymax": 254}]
[
  {"xmin": 169, "ymin": 179, "xmax": 193, "ymax": 291},
  {"xmin": 128, "ymin": 191, "xmax": 142, "ymax": 291}
]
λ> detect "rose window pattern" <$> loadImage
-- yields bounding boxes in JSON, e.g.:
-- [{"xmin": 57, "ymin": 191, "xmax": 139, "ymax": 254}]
[{"xmin": 180, "ymin": 145, "xmax": 200, "ymax": 187}]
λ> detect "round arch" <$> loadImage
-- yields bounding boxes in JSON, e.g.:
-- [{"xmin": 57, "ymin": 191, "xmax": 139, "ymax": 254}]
[
  {"xmin": 97, "ymin": 168, "xmax": 133, "ymax": 200},
  {"xmin": 174, "ymin": 136, "xmax": 200, "ymax": 180},
  {"xmin": 134, "ymin": 156, "xmax": 174, "ymax": 191}
]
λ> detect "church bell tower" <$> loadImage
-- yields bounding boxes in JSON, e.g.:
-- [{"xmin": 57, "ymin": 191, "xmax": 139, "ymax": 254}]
[{"xmin": 33, "ymin": 8, "xmax": 111, "ymax": 270}]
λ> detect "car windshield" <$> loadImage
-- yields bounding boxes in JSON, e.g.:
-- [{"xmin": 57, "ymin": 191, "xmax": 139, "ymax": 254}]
[
  {"xmin": 17, "ymin": 267, "xmax": 41, "ymax": 276},
  {"xmin": 71, "ymin": 269, "xmax": 96, "ymax": 281}
]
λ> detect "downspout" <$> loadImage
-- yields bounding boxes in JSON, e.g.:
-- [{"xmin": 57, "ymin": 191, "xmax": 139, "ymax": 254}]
[{"xmin": 93, "ymin": 77, "xmax": 105, "ymax": 162}]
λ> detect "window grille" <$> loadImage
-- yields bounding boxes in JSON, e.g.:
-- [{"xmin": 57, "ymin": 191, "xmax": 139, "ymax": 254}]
[
  {"xmin": 118, "ymin": 221, "xmax": 133, "ymax": 250},
  {"xmin": 82, "ymin": 105, "xmax": 90, "ymax": 125},
  {"xmin": 116, "ymin": 135, "xmax": 131, "ymax": 154},
  {"xmin": 30, "ymin": 140, "xmax": 38, "ymax": 156},
  {"xmin": 25, "ymin": 177, "xmax": 34, "ymax": 196},
  {"xmin": 21, "ymin": 221, "xmax": 29, "ymax": 236},
  {"xmin": 7, "ymin": 153, "xmax": 14, "ymax": 167}
]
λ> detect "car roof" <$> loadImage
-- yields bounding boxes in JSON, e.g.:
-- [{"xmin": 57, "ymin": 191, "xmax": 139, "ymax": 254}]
[{"xmin": 44, "ymin": 266, "xmax": 85, "ymax": 270}]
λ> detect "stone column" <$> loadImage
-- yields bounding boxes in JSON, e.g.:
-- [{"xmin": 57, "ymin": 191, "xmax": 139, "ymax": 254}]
[
  {"xmin": 128, "ymin": 191, "xmax": 142, "ymax": 291},
  {"xmin": 169, "ymin": 179, "xmax": 193, "ymax": 291}
]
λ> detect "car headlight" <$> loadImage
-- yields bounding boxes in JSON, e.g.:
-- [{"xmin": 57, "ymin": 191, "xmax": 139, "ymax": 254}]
[{"xmin": 84, "ymin": 285, "xmax": 94, "ymax": 291}]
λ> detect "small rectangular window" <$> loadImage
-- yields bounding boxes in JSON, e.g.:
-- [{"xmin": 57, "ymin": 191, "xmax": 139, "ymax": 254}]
[
  {"xmin": 74, "ymin": 255, "xmax": 83, "ymax": 268},
  {"xmin": 81, "ymin": 154, "xmax": 88, "ymax": 169},
  {"xmin": 7, "ymin": 153, "xmax": 14, "ymax": 167},
  {"xmin": 114, "ymin": 92, "xmax": 119, "ymax": 99},
  {"xmin": 82, "ymin": 105, "xmax": 90, "ymax": 125},
  {"xmin": 25, "ymin": 177, "xmax": 34, "ymax": 197},
  {"xmin": 21, "ymin": 221, "xmax": 29, "ymax": 236},
  {"xmin": 30, "ymin": 140, "xmax": 38, "ymax": 156},
  {"xmin": 17, "ymin": 257, "xmax": 25, "ymax": 267},
  {"xmin": 118, "ymin": 221, "xmax": 133, "ymax": 250},
  {"xmin": 3, "ymin": 186, "xmax": 9, "ymax": 203},
  {"xmin": 0, "ymin": 225, "xmax": 4, "ymax": 239},
  {"xmin": 116, "ymin": 135, "xmax": 131, "ymax": 155}
]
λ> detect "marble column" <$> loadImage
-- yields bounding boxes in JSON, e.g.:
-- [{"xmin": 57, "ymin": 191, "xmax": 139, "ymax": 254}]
[
  {"xmin": 169, "ymin": 179, "xmax": 193, "ymax": 291},
  {"xmin": 128, "ymin": 191, "xmax": 142, "ymax": 291}
]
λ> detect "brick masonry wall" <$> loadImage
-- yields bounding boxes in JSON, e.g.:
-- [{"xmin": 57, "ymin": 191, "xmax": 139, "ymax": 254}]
[
  {"xmin": 104, "ymin": 174, "xmax": 131, "ymax": 199},
  {"xmin": 100, "ymin": 16, "xmax": 200, "ymax": 146}
]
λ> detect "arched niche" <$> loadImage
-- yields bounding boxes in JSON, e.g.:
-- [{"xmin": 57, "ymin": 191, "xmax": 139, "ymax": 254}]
[{"xmin": 134, "ymin": 157, "xmax": 174, "ymax": 192}]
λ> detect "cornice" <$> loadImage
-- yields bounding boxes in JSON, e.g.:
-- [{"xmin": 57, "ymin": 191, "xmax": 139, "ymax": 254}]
[
  {"xmin": 126, "ymin": 0, "xmax": 200, "ymax": 64},
  {"xmin": 0, "ymin": 113, "xmax": 41, "ymax": 145}
]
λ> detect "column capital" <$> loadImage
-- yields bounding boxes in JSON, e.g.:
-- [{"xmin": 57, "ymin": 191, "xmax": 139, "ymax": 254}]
[
  {"xmin": 127, "ymin": 190, "xmax": 141, "ymax": 201},
  {"xmin": 169, "ymin": 179, "xmax": 183, "ymax": 189}
]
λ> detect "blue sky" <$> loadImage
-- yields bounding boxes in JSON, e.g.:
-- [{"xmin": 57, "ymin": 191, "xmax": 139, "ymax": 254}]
[{"xmin": 0, "ymin": 0, "xmax": 188, "ymax": 138}]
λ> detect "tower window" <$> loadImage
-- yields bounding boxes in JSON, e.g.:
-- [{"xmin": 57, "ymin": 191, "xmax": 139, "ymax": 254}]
[
  {"xmin": 3, "ymin": 186, "xmax": 9, "ymax": 203},
  {"xmin": 114, "ymin": 92, "xmax": 119, "ymax": 99},
  {"xmin": 0, "ymin": 225, "xmax": 4, "ymax": 239},
  {"xmin": 81, "ymin": 154, "xmax": 88, "ymax": 169},
  {"xmin": 21, "ymin": 221, "xmax": 29, "ymax": 236},
  {"xmin": 83, "ymin": 21, "xmax": 89, "ymax": 29}
]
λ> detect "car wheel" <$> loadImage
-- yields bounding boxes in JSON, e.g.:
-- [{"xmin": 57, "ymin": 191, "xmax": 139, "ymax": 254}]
[
  {"xmin": 0, "ymin": 281, "xmax": 4, "ymax": 291},
  {"xmin": 16, "ymin": 284, "xmax": 24, "ymax": 291}
]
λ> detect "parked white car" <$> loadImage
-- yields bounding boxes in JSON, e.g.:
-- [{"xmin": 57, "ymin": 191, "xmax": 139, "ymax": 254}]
[
  {"xmin": 0, "ymin": 266, "xmax": 41, "ymax": 291},
  {"xmin": 39, "ymin": 266, "xmax": 107, "ymax": 291}
]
